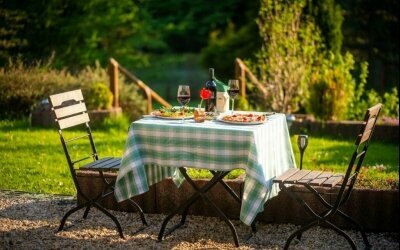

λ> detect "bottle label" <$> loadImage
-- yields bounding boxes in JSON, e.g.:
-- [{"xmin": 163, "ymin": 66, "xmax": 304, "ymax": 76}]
[{"xmin": 216, "ymin": 92, "xmax": 229, "ymax": 112}]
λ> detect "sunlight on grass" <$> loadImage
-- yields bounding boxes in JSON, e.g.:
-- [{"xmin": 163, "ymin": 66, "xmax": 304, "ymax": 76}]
[{"xmin": 0, "ymin": 119, "xmax": 398, "ymax": 195}]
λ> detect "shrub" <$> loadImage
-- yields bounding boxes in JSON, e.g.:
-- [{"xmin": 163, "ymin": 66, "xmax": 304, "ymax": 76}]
[
  {"xmin": 83, "ymin": 82, "xmax": 113, "ymax": 110},
  {"xmin": 346, "ymin": 61, "xmax": 399, "ymax": 121},
  {"xmin": 0, "ymin": 59, "xmax": 78, "ymax": 119},
  {"xmin": 119, "ymin": 82, "xmax": 147, "ymax": 121},
  {"xmin": 250, "ymin": 0, "xmax": 322, "ymax": 113},
  {"xmin": 0, "ymin": 59, "xmax": 146, "ymax": 120},
  {"xmin": 306, "ymin": 52, "xmax": 358, "ymax": 120}
]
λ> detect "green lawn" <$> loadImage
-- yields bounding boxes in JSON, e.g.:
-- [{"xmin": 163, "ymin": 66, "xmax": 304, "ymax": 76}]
[{"xmin": 0, "ymin": 119, "xmax": 398, "ymax": 195}]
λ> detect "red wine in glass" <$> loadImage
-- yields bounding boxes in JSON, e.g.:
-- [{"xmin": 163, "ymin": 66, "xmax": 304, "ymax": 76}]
[
  {"xmin": 177, "ymin": 95, "xmax": 190, "ymax": 106},
  {"xmin": 177, "ymin": 85, "xmax": 191, "ymax": 122},
  {"xmin": 228, "ymin": 80, "xmax": 239, "ymax": 114},
  {"xmin": 227, "ymin": 89, "xmax": 239, "ymax": 99}
]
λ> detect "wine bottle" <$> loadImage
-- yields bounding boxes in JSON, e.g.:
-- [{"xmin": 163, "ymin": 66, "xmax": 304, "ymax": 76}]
[{"xmin": 205, "ymin": 68, "xmax": 217, "ymax": 112}]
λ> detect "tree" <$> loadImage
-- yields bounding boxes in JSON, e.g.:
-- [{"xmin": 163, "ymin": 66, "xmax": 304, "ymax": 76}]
[
  {"xmin": 0, "ymin": 0, "xmax": 154, "ymax": 68},
  {"xmin": 304, "ymin": 0, "xmax": 343, "ymax": 55},
  {"xmin": 251, "ymin": 0, "xmax": 322, "ymax": 113}
]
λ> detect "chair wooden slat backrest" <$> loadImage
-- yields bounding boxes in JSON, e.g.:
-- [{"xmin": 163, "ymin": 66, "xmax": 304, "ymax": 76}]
[{"xmin": 335, "ymin": 103, "xmax": 382, "ymax": 208}]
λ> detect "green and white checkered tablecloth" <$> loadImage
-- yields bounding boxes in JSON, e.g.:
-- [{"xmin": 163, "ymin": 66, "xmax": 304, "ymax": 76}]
[{"xmin": 115, "ymin": 113, "xmax": 296, "ymax": 225}]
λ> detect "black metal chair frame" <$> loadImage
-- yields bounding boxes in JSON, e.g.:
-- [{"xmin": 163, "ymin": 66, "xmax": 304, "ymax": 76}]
[
  {"xmin": 275, "ymin": 104, "xmax": 382, "ymax": 249},
  {"xmin": 49, "ymin": 89, "xmax": 147, "ymax": 238},
  {"xmin": 157, "ymin": 167, "xmax": 257, "ymax": 247}
]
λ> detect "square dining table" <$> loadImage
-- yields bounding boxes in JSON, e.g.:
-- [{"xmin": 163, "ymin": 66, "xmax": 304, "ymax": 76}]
[{"xmin": 114, "ymin": 112, "xmax": 296, "ymax": 246}]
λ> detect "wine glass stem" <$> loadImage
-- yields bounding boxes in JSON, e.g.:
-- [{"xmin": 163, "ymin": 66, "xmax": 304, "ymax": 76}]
[
  {"xmin": 182, "ymin": 106, "xmax": 185, "ymax": 123},
  {"xmin": 232, "ymin": 99, "xmax": 235, "ymax": 114}
]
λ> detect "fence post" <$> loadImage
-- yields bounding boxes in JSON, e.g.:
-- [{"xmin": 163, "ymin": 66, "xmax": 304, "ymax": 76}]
[
  {"xmin": 235, "ymin": 58, "xmax": 246, "ymax": 98},
  {"xmin": 108, "ymin": 58, "xmax": 119, "ymax": 108}
]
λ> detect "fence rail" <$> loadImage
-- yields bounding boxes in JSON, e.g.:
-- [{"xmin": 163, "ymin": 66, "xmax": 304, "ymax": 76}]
[
  {"xmin": 234, "ymin": 58, "xmax": 268, "ymax": 98},
  {"xmin": 108, "ymin": 58, "xmax": 172, "ymax": 113}
]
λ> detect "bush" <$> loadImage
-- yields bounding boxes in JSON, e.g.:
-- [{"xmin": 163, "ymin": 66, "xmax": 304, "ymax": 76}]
[
  {"xmin": 346, "ymin": 61, "xmax": 399, "ymax": 121},
  {"xmin": 0, "ymin": 59, "xmax": 146, "ymax": 120},
  {"xmin": 119, "ymin": 82, "xmax": 147, "ymax": 121},
  {"xmin": 306, "ymin": 52, "xmax": 358, "ymax": 120},
  {"xmin": 83, "ymin": 82, "xmax": 113, "ymax": 110},
  {"xmin": 250, "ymin": 0, "xmax": 321, "ymax": 113}
]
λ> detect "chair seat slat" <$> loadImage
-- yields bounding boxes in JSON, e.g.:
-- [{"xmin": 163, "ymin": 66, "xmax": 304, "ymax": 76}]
[
  {"xmin": 88, "ymin": 158, "xmax": 121, "ymax": 171},
  {"xmin": 81, "ymin": 157, "xmax": 114, "ymax": 169},
  {"xmin": 322, "ymin": 174, "xmax": 344, "ymax": 187},
  {"xmin": 54, "ymin": 102, "xmax": 87, "ymax": 119},
  {"xmin": 284, "ymin": 170, "xmax": 311, "ymax": 184},
  {"xmin": 273, "ymin": 168, "xmax": 299, "ymax": 183},
  {"xmin": 297, "ymin": 171, "xmax": 323, "ymax": 184},
  {"xmin": 308, "ymin": 171, "xmax": 333, "ymax": 186}
]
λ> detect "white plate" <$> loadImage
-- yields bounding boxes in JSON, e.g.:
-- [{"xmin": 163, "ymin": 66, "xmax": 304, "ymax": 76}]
[{"xmin": 216, "ymin": 114, "xmax": 267, "ymax": 125}]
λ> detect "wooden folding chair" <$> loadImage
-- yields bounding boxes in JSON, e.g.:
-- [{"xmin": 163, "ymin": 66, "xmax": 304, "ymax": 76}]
[
  {"xmin": 49, "ymin": 89, "xmax": 147, "ymax": 238},
  {"xmin": 274, "ymin": 103, "xmax": 382, "ymax": 249}
]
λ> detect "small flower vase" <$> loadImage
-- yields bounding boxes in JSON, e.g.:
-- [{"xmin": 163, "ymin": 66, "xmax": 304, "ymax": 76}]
[{"xmin": 194, "ymin": 105, "xmax": 206, "ymax": 123}]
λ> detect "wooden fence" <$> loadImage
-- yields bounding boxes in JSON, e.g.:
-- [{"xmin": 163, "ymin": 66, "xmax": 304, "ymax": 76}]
[{"xmin": 108, "ymin": 58, "xmax": 172, "ymax": 114}]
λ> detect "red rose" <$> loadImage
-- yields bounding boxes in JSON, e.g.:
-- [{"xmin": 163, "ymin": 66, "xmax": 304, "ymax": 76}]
[{"xmin": 200, "ymin": 88, "xmax": 212, "ymax": 100}]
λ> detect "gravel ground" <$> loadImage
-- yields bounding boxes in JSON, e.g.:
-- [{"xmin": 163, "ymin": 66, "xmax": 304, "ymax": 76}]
[{"xmin": 0, "ymin": 190, "xmax": 398, "ymax": 249}]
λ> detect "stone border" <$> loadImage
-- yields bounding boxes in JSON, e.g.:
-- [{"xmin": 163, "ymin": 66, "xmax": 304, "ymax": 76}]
[
  {"xmin": 76, "ymin": 172, "xmax": 399, "ymax": 232},
  {"xmin": 290, "ymin": 119, "xmax": 399, "ymax": 143}
]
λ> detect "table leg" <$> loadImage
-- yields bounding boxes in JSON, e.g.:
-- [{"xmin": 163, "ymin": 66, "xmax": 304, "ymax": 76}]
[{"xmin": 158, "ymin": 168, "xmax": 240, "ymax": 247}]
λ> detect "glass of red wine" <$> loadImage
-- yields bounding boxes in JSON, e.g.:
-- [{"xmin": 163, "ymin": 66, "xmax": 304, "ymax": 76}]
[
  {"xmin": 228, "ymin": 80, "xmax": 239, "ymax": 114},
  {"xmin": 177, "ymin": 85, "xmax": 191, "ymax": 123}
]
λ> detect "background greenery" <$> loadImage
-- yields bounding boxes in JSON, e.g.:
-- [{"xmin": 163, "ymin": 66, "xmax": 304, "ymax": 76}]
[
  {"xmin": 1, "ymin": 0, "xmax": 398, "ymax": 88},
  {"xmin": 0, "ymin": 119, "xmax": 398, "ymax": 195}
]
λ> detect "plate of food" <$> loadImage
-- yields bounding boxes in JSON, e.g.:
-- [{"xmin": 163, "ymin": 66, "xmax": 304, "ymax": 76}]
[
  {"xmin": 149, "ymin": 107, "xmax": 194, "ymax": 120},
  {"xmin": 216, "ymin": 113, "xmax": 267, "ymax": 125}
]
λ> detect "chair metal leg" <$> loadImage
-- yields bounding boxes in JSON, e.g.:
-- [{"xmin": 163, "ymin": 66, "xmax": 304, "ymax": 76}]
[
  {"xmin": 127, "ymin": 198, "xmax": 148, "ymax": 226},
  {"xmin": 91, "ymin": 201, "xmax": 124, "ymax": 239},
  {"xmin": 58, "ymin": 202, "xmax": 88, "ymax": 231},
  {"xmin": 284, "ymin": 220, "xmax": 318, "ymax": 250},
  {"xmin": 337, "ymin": 209, "xmax": 371, "ymax": 248},
  {"xmin": 323, "ymin": 220, "xmax": 357, "ymax": 250},
  {"xmin": 83, "ymin": 205, "xmax": 91, "ymax": 219}
]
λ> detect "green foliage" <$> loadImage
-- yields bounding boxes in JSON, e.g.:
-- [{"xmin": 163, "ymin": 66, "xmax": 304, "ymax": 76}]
[
  {"xmin": 304, "ymin": 0, "xmax": 343, "ymax": 55},
  {"xmin": 96, "ymin": 115, "xmax": 131, "ymax": 132},
  {"xmin": 200, "ymin": 0, "xmax": 261, "ymax": 78},
  {"xmin": 233, "ymin": 95, "xmax": 252, "ymax": 111},
  {"xmin": 251, "ymin": 0, "xmax": 322, "ymax": 113},
  {"xmin": 382, "ymin": 87, "xmax": 399, "ymax": 118},
  {"xmin": 143, "ymin": 0, "xmax": 245, "ymax": 53},
  {"xmin": 119, "ymin": 83, "xmax": 147, "ymax": 122},
  {"xmin": 306, "ymin": 52, "xmax": 357, "ymax": 120},
  {"xmin": 339, "ymin": 0, "xmax": 399, "ymax": 92},
  {"xmin": 0, "ymin": 0, "xmax": 151, "ymax": 68},
  {"xmin": 346, "ymin": 60, "xmax": 399, "ymax": 120},
  {"xmin": 0, "ymin": 59, "xmax": 146, "ymax": 119},
  {"xmin": 0, "ymin": 58, "xmax": 77, "ymax": 118},
  {"xmin": 201, "ymin": 22, "xmax": 261, "ymax": 79},
  {"xmin": 83, "ymin": 82, "xmax": 112, "ymax": 110}
]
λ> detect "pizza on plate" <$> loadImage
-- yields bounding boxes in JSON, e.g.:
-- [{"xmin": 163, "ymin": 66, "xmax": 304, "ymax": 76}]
[
  {"xmin": 221, "ymin": 113, "xmax": 266, "ymax": 123},
  {"xmin": 151, "ymin": 107, "xmax": 194, "ymax": 118}
]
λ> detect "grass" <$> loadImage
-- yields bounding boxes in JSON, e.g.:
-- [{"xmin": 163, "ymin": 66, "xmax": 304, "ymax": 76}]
[{"xmin": 0, "ymin": 119, "xmax": 398, "ymax": 196}]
